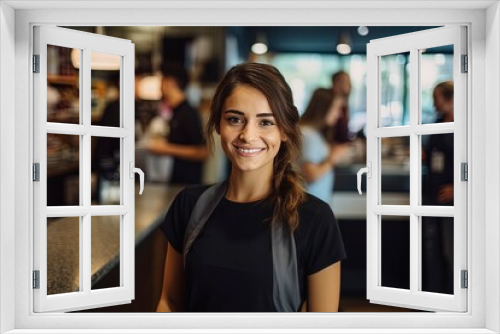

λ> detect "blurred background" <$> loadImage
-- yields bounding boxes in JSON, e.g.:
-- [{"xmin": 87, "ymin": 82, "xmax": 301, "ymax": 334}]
[{"xmin": 45, "ymin": 25, "xmax": 454, "ymax": 312}]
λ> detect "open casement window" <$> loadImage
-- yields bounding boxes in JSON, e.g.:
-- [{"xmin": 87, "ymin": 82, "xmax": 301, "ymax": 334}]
[
  {"xmin": 33, "ymin": 26, "xmax": 141, "ymax": 312},
  {"xmin": 364, "ymin": 26, "xmax": 467, "ymax": 312}
]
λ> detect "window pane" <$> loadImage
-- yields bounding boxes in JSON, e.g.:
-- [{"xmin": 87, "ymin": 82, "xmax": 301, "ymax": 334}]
[
  {"xmin": 47, "ymin": 217, "xmax": 80, "ymax": 295},
  {"xmin": 381, "ymin": 215, "xmax": 410, "ymax": 290},
  {"xmin": 380, "ymin": 52, "xmax": 410, "ymax": 127},
  {"xmin": 421, "ymin": 216, "xmax": 454, "ymax": 294},
  {"xmin": 420, "ymin": 46, "xmax": 454, "ymax": 125},
  {"xmin": 91, "ymin": 216, "xmax": 121, "ymax": 290},
  {"xmin": 47, "ymin": 134, "xmax": 80, "ymax": 206},
  {"xmin": 381, "ymin": 137, "xmax": 410, "ymax": 205},
  {"xmin": 92, "ymin": 136, "xmax": 121, "ymax": 205},
  {"xmin": 47, "ymin": 45, "xmax": 80, "ymax": 124},
  {"xmin": 421, "ymin": 134, "xmax": 454, "ymax": 206},
  {"xmin": 91, "ymin": 52, "xmax": 121, "ymax": 127}
]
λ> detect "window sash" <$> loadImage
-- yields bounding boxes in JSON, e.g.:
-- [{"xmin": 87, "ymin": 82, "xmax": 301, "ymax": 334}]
[
  {"xmin": 366, "ymin": 26, "xmax": 467, "ymax": 312},
  {"xmin": 33, "ymin": 25, "xmax": 135, "ymax": 313}
]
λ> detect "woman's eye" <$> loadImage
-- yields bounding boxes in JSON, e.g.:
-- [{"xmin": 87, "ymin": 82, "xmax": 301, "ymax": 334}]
[
  {"xmin": 260, "ymin": 119, "xmax": 275, "ymax": 126},
  {"xmin": 226, "ymin": 117, "xmax": 243, "ymax": 125}
]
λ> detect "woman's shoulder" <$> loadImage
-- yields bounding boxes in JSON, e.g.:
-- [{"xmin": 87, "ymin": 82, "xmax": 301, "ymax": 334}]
[
  {"xmin": 171, "ymin": 184, "xmax": 213, "ymax": 209},
  {"xmin": 298, "ymin": 193, "xmax": 335, "ymax": 222}
]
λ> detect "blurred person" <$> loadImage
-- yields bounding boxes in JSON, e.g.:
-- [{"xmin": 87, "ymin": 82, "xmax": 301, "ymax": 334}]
[
  {"xmin": 422, "ymin": 81, "xmax": 454, "ymax": 295},
  {"xmin": 147, "ymin": 63, "xmax": 208, "ymax": 185},
  {"xmin": 299, "ymin": 88, "xmax": 350, "ymax": 204},
  {"xmin": 331, "ymin": 71, "xmax": 351, "ymax": 143},
  {"xmin": 93, "ymin": 73, "xmax": 121, "ymax": 204},
  {"xmin": 156, "ymin": 63, "xmax": 346, "ymax": 312}
]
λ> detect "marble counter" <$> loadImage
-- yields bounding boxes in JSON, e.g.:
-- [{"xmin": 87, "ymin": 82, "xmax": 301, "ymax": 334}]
[{"xmin": 47, "ymin": 183, "xmax": 182, "ymax": 295}]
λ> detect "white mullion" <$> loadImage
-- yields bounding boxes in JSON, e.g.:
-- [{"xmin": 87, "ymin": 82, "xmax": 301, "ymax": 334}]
[
  {"xmin": 78, "ymin": 48, "xmax": 84, "ymax": 292},
  {"xmin": 47, "ymin": 206, "xmax": 90, "ymax": 217},
  {"xmin": 409, "ymin": 48, "xmax": 419, "ymax": 294},
  {"xmin": 46, "ymin": 123, "xmax": 88, "ymax": 136},
  {"xmin": 372, "ymin": 126, "xmax": 411, "ymax": 138},
  {"xmin": 82, "ymin": 47, "xmax": 92, "ymax": 294},
  {"xmin": 373, "ymin": 205, "xmax": 411, "ymax": 216},
  {"xmin": 90, "ymin": 205, "xmax": 128, "ymax": 216},
  {"xmin": 413, "ymin": 123, "xmax": 454, "ymax": 135},
  {"xmin": 90, "ymin": 126, "xmax": 128, "ymax": 138},
  {"xmin": 412, "ymin": 205, "xmax": 455, "ymax": 217},
  {"xmin": 82, "ymin": 214, "xmax": 91, "ymax": 294}
]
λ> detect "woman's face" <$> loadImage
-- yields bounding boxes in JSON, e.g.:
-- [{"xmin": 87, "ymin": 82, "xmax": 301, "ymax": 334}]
[
  {"xmin": 219, "ymin": 84, "xmax": 285, "ymax": 177},
  {"xmin": 433, "ymin": 88, "xmax": 453, "ymax": 114}
]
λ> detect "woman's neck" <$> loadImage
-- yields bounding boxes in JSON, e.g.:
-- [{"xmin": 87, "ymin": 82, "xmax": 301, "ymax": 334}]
[{"xmin": 226, "ymin": 169, "xmax": 273, "ymax": 203}]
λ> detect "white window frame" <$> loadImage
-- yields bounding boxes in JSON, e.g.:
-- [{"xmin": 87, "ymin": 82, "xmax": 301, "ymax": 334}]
[
  {"xmin": 33, "ymin": 25, "xmax": 136, "ymax": 312},
  {"xmin": 365, "ymin": 26, "xmax": 468, "ymax": 312},
  {"xmin": 0, "ymin": 1, "xmax": 498, "ymax": 333}
]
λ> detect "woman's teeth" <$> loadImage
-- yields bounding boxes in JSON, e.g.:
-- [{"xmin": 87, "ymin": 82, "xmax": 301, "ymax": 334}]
[{"xmin": 237, "ymin": 147, "xmax": 262, "ymax": 153}]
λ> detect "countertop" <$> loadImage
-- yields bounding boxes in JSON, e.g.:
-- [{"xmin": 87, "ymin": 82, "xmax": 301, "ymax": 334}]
[{"xmin": 47, "ymin": 183, "xmax": 182, "ymax": 295}]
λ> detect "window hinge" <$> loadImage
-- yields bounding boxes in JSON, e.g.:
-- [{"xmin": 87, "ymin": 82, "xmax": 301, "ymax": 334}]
[
  {"xmin": 461, "ymin": 270, "xmax": 468, "ymax": 289},
  {"xmin": 461, "ymin": 162, "xmax": 468, "ymax": 181},
  {"xmin": 33, "ymin": 270, "xmax": 40, "ymax": 289},
  {"xmin": 33, "ymin": 54, "xmax": 40, "ymax": 73},
  {"xmin": 33, "ymin": 163, "xmax": 40, "ymax": 182},
  {"xmin": 461, "ymin": 54, "xmax": 468, "ymax": 73}
]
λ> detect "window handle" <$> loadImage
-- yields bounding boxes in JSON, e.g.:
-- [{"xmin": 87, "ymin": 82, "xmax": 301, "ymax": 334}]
[
  {"xmin": 357, "ymin": 162, "xmax": 371, "ymax": 195},
  {"xmin": 129, "ymin": 161, "xmax": 145, "ymax": 195}
]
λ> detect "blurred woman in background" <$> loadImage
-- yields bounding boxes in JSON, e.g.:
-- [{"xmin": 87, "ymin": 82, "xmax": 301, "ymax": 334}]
[{"xmin": 299, "ymin": 88, "xmax": 350, "ymax": 204}]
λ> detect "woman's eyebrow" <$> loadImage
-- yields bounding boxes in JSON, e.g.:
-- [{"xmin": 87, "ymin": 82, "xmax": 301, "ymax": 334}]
[{"xmin": 224, "ymin": 110, "xmax": 274, "ymax": 118}]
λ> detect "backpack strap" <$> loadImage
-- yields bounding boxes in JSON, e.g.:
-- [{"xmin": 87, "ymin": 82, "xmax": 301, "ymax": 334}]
[{"xmin": 182, "ymin": 181, "xmax": 301, "ymax": 312}]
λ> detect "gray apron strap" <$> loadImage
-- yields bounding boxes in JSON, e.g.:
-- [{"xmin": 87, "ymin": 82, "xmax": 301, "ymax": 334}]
[
  {"xmin": 182, "ymin": 180, "xmax": 301, "ymax": 312},
  {"xmin": 183, "ymin": 181, "xmax": 227, "ymax": 268},
  {"xmin": 271, "ymin": 221, "xmax": 301, "ymax": 312}
]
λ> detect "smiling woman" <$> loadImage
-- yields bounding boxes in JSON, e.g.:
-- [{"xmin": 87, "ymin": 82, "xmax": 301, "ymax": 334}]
[{"xmin": 156, "ymin": 63, "xmax": 346, "ymax": 312}]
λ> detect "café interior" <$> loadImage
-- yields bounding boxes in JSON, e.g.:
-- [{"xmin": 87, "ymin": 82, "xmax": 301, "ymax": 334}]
[{"xmin": 45, "ymin": 25, "xmax": 454, "ymax": 312}]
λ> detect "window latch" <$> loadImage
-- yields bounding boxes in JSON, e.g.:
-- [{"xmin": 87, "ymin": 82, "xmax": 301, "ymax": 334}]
[
  {"xmin": 357, "ymin": 162, "xmax": 371, "ymax": 195},
  {"xmin": 129, "ymin": 161, "xmax": 145, "ymax": 195}
]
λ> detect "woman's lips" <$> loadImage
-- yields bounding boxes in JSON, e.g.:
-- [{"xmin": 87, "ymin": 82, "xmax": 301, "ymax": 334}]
[{"xmin": 233, "ymin": 145, "xmax": 265, "ymax": 157}]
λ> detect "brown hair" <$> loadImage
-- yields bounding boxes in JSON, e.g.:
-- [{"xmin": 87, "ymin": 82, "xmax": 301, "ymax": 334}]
[
  {"xmin": 434, "ymin": 81, "xmax": 454, "ymax": 101},
  {"xmin": 299, "ymin": 88, "xmax": 335, "ymax": 140},
  {"xmin": 206, "ymin": 63, "xmax": 306, "ymax": 231}
]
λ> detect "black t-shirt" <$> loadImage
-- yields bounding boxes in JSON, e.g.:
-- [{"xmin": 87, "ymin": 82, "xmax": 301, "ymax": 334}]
[
  {"xmin": 167, "ymin": 100, "xmax": 205, "ymax": 184},
  {"xmin": 161, "ymin": 185, "xmax": 347, "ymax": 312}
]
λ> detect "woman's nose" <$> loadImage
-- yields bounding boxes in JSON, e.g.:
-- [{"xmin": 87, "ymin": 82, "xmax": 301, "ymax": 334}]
[{"xmin": 239, "ymin": 124, "xmax": 258, "ymax": 142}]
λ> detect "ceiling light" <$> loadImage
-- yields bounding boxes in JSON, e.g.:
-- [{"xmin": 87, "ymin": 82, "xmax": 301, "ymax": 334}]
[
  {"xmin": 251, "ymin": 42, "xmax": 268, "ymax": 55},
  {"xmin": 337, "ymin": 43, "xmax": 352, "ymax": 55},
  {"xmin": 337, "ymin": 30, "xmax": 352, "ymax": 55},
  {"xmin": 357, "ymin": 26, "xmax": 369, "ymax": 36},
  {"xmin": 137, "ymin": 74, "xmax": 162, "ymax": 101}
]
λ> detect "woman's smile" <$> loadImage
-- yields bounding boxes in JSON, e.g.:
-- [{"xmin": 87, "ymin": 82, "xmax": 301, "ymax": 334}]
[{"xmin": 233, "ymin": 144, "xmax": 266, "ymax": 157}]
